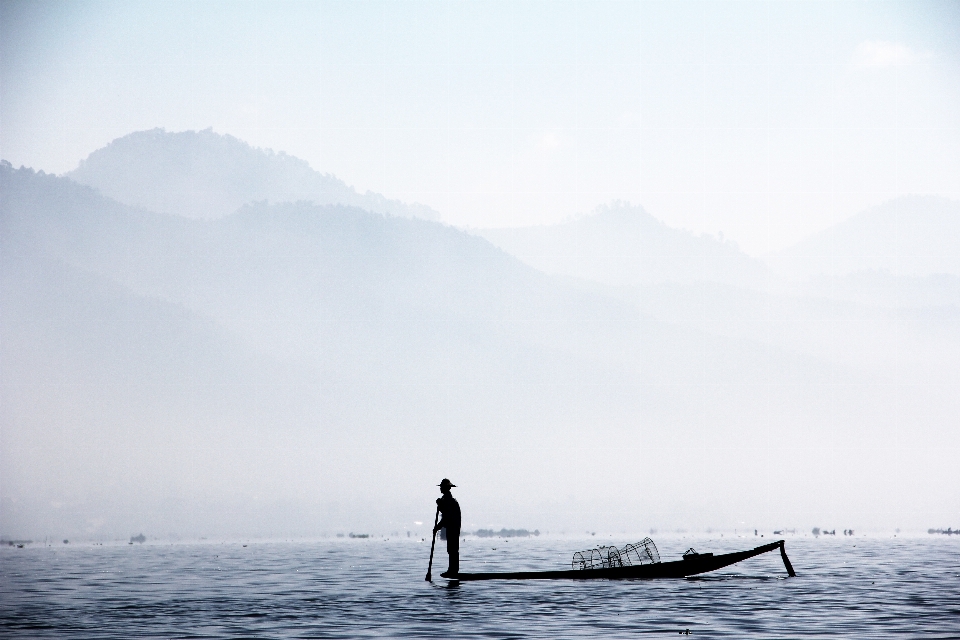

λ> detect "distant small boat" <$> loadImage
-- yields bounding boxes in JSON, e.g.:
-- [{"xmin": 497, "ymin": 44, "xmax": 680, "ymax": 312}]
[{"xmin": 455, "ymin": 539, "xmax": 796, "ymax": 581}]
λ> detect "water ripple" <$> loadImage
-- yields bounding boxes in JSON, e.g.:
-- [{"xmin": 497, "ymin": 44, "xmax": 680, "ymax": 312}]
[{"xmin": 2, "ymin": 537, "xmax": 958, "ymax": 638}]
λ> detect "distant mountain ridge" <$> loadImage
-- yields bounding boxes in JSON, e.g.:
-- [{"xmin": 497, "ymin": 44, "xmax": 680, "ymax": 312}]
[
  {"xmin": 68, "ymin": 128, "xmax": 440, "ymax": 221},
  {"xmin": 4, "ymin": 136, "xmax": 958, "ymax": 538},
  {"xmin": 473, "ymin": 202, "xmax": 768, "ymax": 288},
  {"xmin": 4, "ymin": 162, "xmax": 860, "ymax": 538},
  {"xmin": 768, "ymin": 195, "xmax": 960, "ymax": 279}
]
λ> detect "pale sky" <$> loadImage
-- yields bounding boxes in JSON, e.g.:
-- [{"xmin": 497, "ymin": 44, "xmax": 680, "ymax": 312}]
[{"xmin": 2, "ymin": 0, "xmax": 958, "ymax": 254}]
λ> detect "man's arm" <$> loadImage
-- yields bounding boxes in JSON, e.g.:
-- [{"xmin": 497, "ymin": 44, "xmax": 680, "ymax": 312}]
[{"xmin": 434, "ymin": 497, "xmax": 446, "ymax": 533}]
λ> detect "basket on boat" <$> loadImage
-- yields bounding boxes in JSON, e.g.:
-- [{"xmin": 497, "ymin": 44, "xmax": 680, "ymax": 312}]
[{"xmin": 571, "ymin": 537, "xmax": 660, "ymax": 570}]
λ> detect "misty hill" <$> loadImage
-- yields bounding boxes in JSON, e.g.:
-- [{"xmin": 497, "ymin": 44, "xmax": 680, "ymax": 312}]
[
  {"xmin": 768, "ymin": 196, "xmax": 960, "ymax": 280},
  {"xmin": 4, "ymin": 164, "xmax": 812, "ymax": 389},
  {"xmin": 4, "ymin": 163, "xmax": 634, "ymax": 383},
  {"xmin": 4, "ymin": 162, "xmax": 879, "ymax": 539},
  {"xmin": 473, "ymin": 202, "xmax": 768, "ymax": 289},
  {"xmin": 68, "ymin": 128, "xmax": 440, "ymax": 221},
  {"xmin": 470, "ymin": 196, "xmax": 960, "ymax": 382}
]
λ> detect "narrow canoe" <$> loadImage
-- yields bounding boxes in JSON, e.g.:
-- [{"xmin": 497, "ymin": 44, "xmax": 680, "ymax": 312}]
[{"xmin": 455, "ymin": 540, "xmax": 796, "ymax": 581}]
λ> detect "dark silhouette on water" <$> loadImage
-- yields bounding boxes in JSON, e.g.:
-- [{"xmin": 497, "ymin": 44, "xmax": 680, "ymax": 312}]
[
  {"xmin": 433, "ymin": 478, "xmax": 461, "ymax": 578},
  {"xmin": 454, "ymin": 540, "xmax": 796, "ymax": 581}
]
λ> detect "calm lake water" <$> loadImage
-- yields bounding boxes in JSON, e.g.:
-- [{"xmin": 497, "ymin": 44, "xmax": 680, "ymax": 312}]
[{"xmin": 2, "ymin": 535, "xmax": 958, "ymax": 638}]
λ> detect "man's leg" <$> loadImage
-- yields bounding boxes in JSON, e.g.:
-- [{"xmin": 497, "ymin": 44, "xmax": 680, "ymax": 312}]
[{"xmin": 444, "ymin": 535, "xmax": 460, "ymax": 576}]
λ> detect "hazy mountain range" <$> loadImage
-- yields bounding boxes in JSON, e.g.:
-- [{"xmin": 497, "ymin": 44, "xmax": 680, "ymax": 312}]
[
  {"xmin": 768, "ymin": 196, "xmax": 960, "ymax": 280},
  {"xmin": 69, "ymin": 128, "xmax": 441, "ymax": 221},
  {"xmin": 2, "ymin": 130, "xmax": 957, "ymax": 539},
  {"xmin": 474, "ymin": 203, "xmax": 768, "ymax": 289}
]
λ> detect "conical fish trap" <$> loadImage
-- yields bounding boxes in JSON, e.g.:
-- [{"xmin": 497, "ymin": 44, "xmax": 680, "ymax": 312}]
[{"xmin": 572, "ymin": 537, "xmax": 660, "ymax": 570}]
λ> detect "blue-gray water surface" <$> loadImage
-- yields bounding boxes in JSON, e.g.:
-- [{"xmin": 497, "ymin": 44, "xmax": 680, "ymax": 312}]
[{"xmin": 2, "ymin": 535, "xmax": 958, "ymax": 638}]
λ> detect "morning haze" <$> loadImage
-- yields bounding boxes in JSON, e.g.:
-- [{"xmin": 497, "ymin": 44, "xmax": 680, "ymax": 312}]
[{"xmin": 1, "ymin": 1, "xmax": 958, "ymax": 542}]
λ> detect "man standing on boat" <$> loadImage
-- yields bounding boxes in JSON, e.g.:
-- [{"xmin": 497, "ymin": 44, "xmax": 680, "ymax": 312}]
[{"xmin": 433, "ymin": 478, "xmax": 461, "ymax": 577}]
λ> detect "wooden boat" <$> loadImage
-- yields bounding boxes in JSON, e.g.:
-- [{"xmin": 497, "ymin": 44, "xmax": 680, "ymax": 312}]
[{"xmin": 455, "ymin": 539, "xmax": 796, "ymax": 581}]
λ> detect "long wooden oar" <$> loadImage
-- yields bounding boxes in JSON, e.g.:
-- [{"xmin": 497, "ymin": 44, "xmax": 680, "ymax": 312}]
[{"xmin": 425, "ymin": 506, "xmax": 440, "ymax": 581}]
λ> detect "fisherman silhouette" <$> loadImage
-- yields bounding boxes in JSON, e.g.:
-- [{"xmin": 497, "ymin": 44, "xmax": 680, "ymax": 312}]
[{"xmin": 434, "ymin": 478, "xmax": 461, "ymax": 578}]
